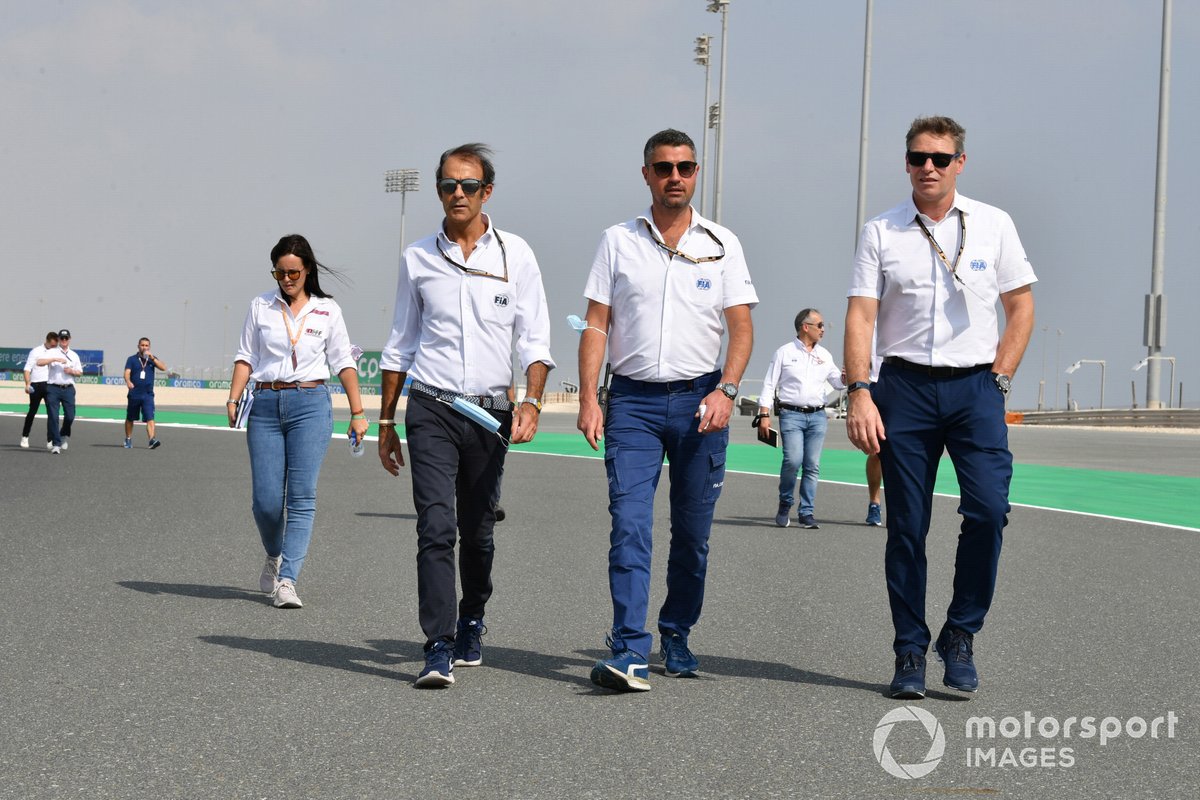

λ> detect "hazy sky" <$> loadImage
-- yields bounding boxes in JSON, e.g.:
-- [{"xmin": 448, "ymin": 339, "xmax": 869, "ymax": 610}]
[{"xmin": 3, "ymin": 0, "xmax": 1197, "ymax": 412}]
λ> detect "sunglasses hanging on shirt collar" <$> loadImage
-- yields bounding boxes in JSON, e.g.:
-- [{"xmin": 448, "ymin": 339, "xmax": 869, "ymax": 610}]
[
  {"xmin": 437, "ymin": 230, "xmax": 509, "ymax": 282},
  {"xmin": 641, "ymin": 219, "xmax": 725, "ymax": 264}
]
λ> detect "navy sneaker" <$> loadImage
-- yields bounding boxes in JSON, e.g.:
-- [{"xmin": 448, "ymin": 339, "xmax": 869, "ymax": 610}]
[
  {"xmin": 591, "ymin": 636, "xmax": 650, "ymax": 692},
  {"xmin": 452, "ymin": 617, "xmax": 487, "ymax": 667},
  {"xmin": 416, "ymin": 641, "xmax": 455, "ymax": 688},
  {"xmin": 123, "ymin": 438, "xmax": 132, "ymax": 449},
  {"xmin": 774, "ymin": 502, "xmax": 791, "ymax": 528},
  {"xmin": 866, "ymin": 503, "xmax": 882, "ymax": 526},
  {"xmin": 660, "ymin": 632, "xmax": 699, "ymax": 677},
  {"xmin": 889, "ymin": 651, "xmax": 927, "ymax": 699},
  {"xmin": 934, "ymin": 626, "xmax": 979, "ymax": 692},
  {"xmin": 798, "ymin": 514, "xmax": 820, "ymax": 529},
  {"xmin": 148, "ymin": 438, "xmax": 162, "ymax": 450}
]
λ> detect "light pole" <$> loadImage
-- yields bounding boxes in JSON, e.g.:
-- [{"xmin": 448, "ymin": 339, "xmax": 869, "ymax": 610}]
[
  {"xmin": 1054, "ymin": 329, "xmax": 1062, "ymax": 409},
  {"xmin": 1134, "ymin": 355, "xmax": 1177, "ymax": 408},
  {"xmin": 706, "ymin": 0, "xmax": 730, "ymax": 224},
  {"xmin": 1039, "ymin": 325, "xmax": 1048, "ymax": 411},
  {"xmin": 1065, "ymin": 359, "xmax": 1106, "ymax": 409},
  {"xmin": 1144, "ymin": 0, "xmax": 1173, "ymax": 408},
  {"xmin": 385, "ymin": 168, "xmax": 421, "ymax": 266},
  {"xmin": 854, "ymin": 0, "xmax": 874, "ymax": 241},
  {"xmin": 693, "ymin": 34, "xmax": 712, "ymax": 217},
  {"xmin": 181, "ymin": 299, "xmax": 189, "ymax": 377}
]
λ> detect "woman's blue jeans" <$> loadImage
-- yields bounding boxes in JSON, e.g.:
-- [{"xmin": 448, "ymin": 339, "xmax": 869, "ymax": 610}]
[
  {"xmin": 778, "ymin": 408, "xmax": 828, "ymax": 516},
  {"xmin": 246, "ymin": 386, "xmax": 333, "ymax": 583}
]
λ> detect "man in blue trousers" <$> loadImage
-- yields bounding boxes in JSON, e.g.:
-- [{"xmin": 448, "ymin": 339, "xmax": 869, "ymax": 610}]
[
  {"xmin": 577, "ymin": 129, "xmax": 757, "ymax": 692},
  {"xmin": 845, "ymin": 116, "xmax": 1036, "ymax": 699}
]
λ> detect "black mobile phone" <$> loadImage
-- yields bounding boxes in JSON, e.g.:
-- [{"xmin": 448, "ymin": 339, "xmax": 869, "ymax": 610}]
[{"xmin": 757, "ymin": 426, "xmax": 779, "ymax": 447}]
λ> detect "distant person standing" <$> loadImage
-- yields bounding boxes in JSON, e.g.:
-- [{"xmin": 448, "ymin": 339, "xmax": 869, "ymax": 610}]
[
  {"xmin": 45, "ymin": 329, "xmax": 83, "ymax": 454},
  {"xmin": 756, "ymin": 308, "xmax": 845, "ymax": 529},
  {"xmin": 845, "ymin": 115, "xmax": 1036, "ymax": 699},
  {"xmin": 123, "ymin": 337, "xmax": 167, "ymax": 449},
  {"xmin": 578, "ymin": 128, "xmax": 757, "ymax": 691},
  {"xmin": 377, "ymin": 143, "xmax": 554, "ymax": 688},
  {"xmin": 19, "ymin": 331, "xmax": 60, "ymax": 449},
  {"xmin": 227, "ymin": 234, "xmax": 370, "ymax": 610}
]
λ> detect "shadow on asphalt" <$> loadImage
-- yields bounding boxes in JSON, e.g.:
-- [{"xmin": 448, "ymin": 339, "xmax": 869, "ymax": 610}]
[
  {"xmin": 355, "ymin": 511, "xmax": 418, "ymax": 521},
  {"xmin": 118, "ymin": 580, "xmax": 263, "ymax": 602},
  {"xmin": 199, "ymin": 635, "xmax": 417, "ymax": 682}
]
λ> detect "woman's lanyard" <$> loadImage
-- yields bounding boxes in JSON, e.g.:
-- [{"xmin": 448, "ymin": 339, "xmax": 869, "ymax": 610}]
[
  {"xmin": 277, "ymin": 299, "xmax": 310, "ymax": 371},
  {"xmin": 914, "ymin": 210, "xmax": 966, "ymax": 281}
]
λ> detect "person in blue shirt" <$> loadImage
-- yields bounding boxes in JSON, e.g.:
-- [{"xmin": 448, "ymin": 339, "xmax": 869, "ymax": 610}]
[{"xmin": 123, "ymin": 337, "xmax": 167, "ymax": 449}]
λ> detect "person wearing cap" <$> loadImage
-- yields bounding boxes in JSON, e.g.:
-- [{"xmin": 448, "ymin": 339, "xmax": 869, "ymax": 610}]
[
  {"xmin": 123, "ymin": 337, "xmax": 167, "ymax": 449},
  {"xmin": 226, "ymin": 234, "xmax": 369, "ymax": 610},
  {"xmin": 45, "ymin": 329, "xmax": 83, "ymax": 454},
  {"xmin": 577, "ymin": 128, "xmax": 757, "ymax": 692},
  {"xmin": 377, "ymin": 143, "xmax": 555, "ymax": 688},
  {"xmin": 19, "ymin": 331, "xmax": 61, "ymax": 449},
  {"xmin": 756, "ymin": 308, "xmax": 845, "ymax": 530}
]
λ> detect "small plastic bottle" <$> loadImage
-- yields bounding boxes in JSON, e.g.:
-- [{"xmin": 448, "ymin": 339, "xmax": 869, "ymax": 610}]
[{"xmin": 349, "ymin": 430, "xmax": 365, "ymax": 457}]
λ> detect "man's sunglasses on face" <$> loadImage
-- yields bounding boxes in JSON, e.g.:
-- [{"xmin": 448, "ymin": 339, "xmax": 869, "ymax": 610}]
[
  {"xmin": 906, "ymin": 151, "xmax": 961, "ymax": 169},
  {"xmin": 648, "ymin": 161, "xmax": 699, "ymax": 179},
  {"xmin": 437, "ymin": 178, "xmax": 486, "ymax": 196}
]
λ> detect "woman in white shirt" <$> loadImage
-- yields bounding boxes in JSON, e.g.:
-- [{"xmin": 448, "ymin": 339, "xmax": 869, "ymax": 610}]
[{"xmin": 227, "ymin": 234, "xmax": 370, "ymax": 609}]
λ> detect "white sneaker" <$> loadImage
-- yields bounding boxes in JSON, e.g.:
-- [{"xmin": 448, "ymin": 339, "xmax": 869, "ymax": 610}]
[
  {"xmin": 20, "ymin": 437, "xmax": 29, "ymax": 448},
  {"xmin": 46, "ymin": 441, "xmax": 53, "ymax": 450},
  {"xmin": 259, "ymin": 555, "xmax": 282, "ymax": 593},
  {"xmin": 271, "ymin": 580, "xmax": 302, "ymax": 609},
  {"xmin": 51, "ymin": 446, "xmax": 61, "ymax": 455},
  {"xmin": 61, "ymin": 438, "xmax": 69, "ymax": 451}
]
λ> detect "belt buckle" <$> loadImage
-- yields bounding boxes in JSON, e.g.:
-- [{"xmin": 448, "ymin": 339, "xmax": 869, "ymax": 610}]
[{"xmin": 270, "ymin": 380, "xmax": 284, "ymax": 390}]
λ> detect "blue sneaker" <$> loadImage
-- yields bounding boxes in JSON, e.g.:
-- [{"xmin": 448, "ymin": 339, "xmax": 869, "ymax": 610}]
[
  {"xmin": 889, "ymin": 651, "xmax": 926, "ymax": 699},
  {"xmin": 591, "ymin": 636, "xmax": 650, "ymax": 692},
  {"xmin": 934, "ymin": 626, "xmax": 979, "ymax": 692},
  {"xmin": 774, "ymin": 501, "xmax": 791, "ymax": 528},
  {"xmin": 798, "ymin": 514, "xmax": 820, "ymax": 529},
  {"xmin": 452, "ymin": 617, "xmax": 487, "ymax": 667},
  {"xmin": 123, "ymin": 438, "xmax": 132, "ymax": 449},
  {"xmin": 415, "ymin": 641, "xmax": 455, "ymax": 688},
  {"xmin": 660, "ymin": 632, "xmax": 699, "ymax": 677},
  {"xmin": 866, "ymin": 503, "xmax": 882, "ymax": 526}
]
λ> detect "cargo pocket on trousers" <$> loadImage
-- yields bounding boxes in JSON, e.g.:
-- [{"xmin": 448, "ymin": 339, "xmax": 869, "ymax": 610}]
[{"xmin": 703, "ymin": 449, "xmax": 727, "ymax": 504}]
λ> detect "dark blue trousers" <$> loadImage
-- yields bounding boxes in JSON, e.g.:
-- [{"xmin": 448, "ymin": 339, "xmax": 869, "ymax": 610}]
[
  {"xmin": 874, "ymin": 365, "xmax": 1012, "ymax": 656},
  {"xmin": 603, "ymin": 371, "xmax": 727, "ymax": 659}
]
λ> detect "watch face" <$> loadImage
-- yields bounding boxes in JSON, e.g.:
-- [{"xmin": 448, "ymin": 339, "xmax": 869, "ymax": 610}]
[{"xmin": 719, "ymin": 383, "xmax": 738, "ymax": 398}]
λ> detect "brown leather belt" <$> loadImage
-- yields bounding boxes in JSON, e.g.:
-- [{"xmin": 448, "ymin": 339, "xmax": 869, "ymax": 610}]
[{"xmin": 254, "ymin": 380, "xmax": 326, "ymax": 390}]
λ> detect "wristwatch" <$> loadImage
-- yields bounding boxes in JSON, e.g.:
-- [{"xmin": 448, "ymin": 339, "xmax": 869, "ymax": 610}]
[
  {"xmin": 717, "ymin": 382, "xmax": 739, "ymax": 400},
  {"xmin": 993, "ymin": 374, "xmax": 1012, "ymax": 395},
  {"xmin": 521, "ymin": 396, "xmax": 542, "ymax": 412},
  {"xmin": 847, "ymin": 381, "xmax": 871, "ymax": 395}
]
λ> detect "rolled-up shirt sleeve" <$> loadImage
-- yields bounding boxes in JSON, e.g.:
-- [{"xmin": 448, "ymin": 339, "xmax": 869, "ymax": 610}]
[
  {"xmin": 380, "ymin": 253, "xmax": 421, "ymax": 373},
  {"xmin": 511, "ymin": 239, "xmax": 556, "ymax": 374}
]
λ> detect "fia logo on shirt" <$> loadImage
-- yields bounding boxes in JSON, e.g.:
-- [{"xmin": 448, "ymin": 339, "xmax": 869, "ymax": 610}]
[
  {"xmin": 970, "ymin": 259, "xmax": 988, "ymax": 271},
  {"xmin": 696, "ymin": 277, "xmax": 712, "ymax": 291},
  {"xmin": 494, "ymin": 294, "xmax": 510, "ymax": 307}
]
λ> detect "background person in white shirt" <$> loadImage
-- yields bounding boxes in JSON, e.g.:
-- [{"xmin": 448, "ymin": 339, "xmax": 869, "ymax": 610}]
[
  {"xmin": 227, "ymin": 234, "xmax": 370, "ymax": 610},
  {"xmin": 377, "ymin": 143, "xmax": 555, "ymax": 688},
  {"xmin": 756, "ymin": 308, "xmax": 845, "ymax": 529},
  {"xmin": 578, "ymin": 128, "xmax": 757, "ymax": 692},
  {"xmin": 45, "ymin": 329, "xmax": 83, "ymax": 453},
  {"xmin": 20, "ymin": 331, "xmax": 61, "ymax": 448},
  {"xmin": 845, "ymin": 116, "xmax": 1036, "ymax": 700}
]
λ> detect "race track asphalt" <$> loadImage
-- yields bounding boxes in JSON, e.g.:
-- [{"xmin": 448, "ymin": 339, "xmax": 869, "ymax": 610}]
[{"xmin": 1, "ymin": 411, "xmax": 1197, "ymax": 799}]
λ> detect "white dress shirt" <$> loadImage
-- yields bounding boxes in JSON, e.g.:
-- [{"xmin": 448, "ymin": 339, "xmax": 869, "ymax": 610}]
[
  {"xmin": 848, "ymin": 193, "xmax": 1037, "ymax": 367},
  {"xmin": 761, "ymin": 339, "xmax": 845, "ymax": 408},
  {"xmin": 24, "ymin": 345, "xmax": 54, "ymax": 383},
  {"xmin": 235, "ymin": 292, "xmax": 356, "ymax": 383},
  {"xmin": 380, "ymin": 216, "xmax": 556, "ymax": 396},
  {"xmin": 47, "ymin": 347, "xmax": 81, "ymax": 386},
  {"xmin": 583, "ymin": 207, "xmax": 758, "ymax": 382}
]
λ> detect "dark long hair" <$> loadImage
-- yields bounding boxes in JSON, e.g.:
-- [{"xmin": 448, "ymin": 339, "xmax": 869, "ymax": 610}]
[{"xmin": 270, "ymin": 234, "xmax": 335, "ymax": 299}]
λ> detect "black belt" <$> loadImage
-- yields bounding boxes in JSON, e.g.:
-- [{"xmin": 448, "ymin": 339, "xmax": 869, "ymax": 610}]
[
  {"xmin": 49, "ymin": 383, "xmax": 74, "ymax": 388},
  {"xmin": 611, "ymin": 370, "xmax": 720, "ymax": 395},
  {"xmin": 779, "ymin": 403, "xmax": 825, "ymax": 414},
  {"xmin": 254, "ymin": 380, "xmax": 326, "ymax": 390},
  {"xmin": 883, "ymin": 357, "xmax": 992, "ymax": 378},
  {"xmin": 409, "ymin": 380, "xmax": 514, "ymax": 411}
]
